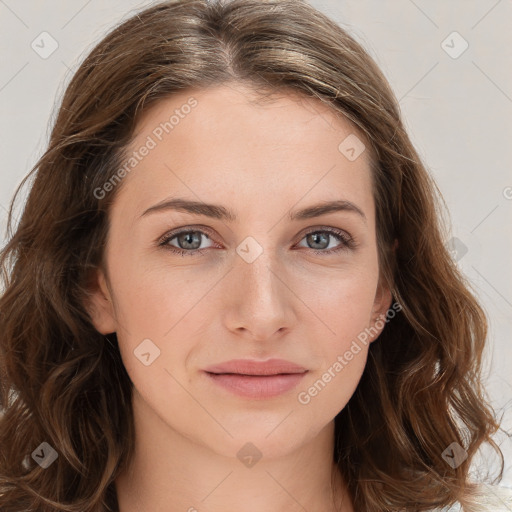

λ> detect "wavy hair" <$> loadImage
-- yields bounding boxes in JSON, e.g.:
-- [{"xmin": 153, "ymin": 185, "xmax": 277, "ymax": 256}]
[{"xmin": 0, "ymin": 0, "xmax": 504, "ymax": 510}]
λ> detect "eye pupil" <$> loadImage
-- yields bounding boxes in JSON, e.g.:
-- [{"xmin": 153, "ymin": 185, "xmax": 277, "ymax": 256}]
[
  {"xmin": 178, "ymin": 231, "xmax": 202, "ymax": 250},
  {"xmin": 307, "ymin": 232, "xmax": 329, "ymax": 250}
]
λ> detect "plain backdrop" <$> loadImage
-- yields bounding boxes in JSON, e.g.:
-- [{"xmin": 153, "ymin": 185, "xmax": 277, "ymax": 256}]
[{"xmin": 1, "ymin": 0, "xmax": 511, "ymax": 486}]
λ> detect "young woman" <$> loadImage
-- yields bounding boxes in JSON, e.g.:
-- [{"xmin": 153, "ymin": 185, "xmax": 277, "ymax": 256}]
[{"xmin": 0, "ymin": 0, "xmax": 510, "ymax": 510}]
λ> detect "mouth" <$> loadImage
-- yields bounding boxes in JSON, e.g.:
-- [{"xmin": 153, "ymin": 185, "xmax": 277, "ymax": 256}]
[
  {"xmin": 203, "ymin": 358, "xmax": 308, "ymax": 376},
  {"xmin": 206, "ymin": 371, "xmax": 307, "ymax": 376},
  {"xmin": 202, "ymin": 358, "xmax": 309, "ymax": 399}
]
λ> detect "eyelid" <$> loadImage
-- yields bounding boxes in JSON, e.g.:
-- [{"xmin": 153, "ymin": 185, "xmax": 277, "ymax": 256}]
[{"xmin": 298, "ymin": 225, "xmax": 353, "ymax": 243}]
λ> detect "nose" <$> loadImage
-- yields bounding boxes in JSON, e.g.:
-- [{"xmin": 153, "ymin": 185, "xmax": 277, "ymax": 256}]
[{"xmin": 221, "ymin": 246, "xmax": 296, "ymax": 341}]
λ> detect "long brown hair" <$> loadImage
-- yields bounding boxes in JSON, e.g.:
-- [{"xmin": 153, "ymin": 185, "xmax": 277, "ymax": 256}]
[{"xmin": 0, "ymin": 0, "xmax": 504, "ymax": 510}]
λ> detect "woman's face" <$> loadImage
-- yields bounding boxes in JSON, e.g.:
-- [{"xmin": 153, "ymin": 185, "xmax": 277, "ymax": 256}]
[{"xmin": 88, "ymin": 83, "xmax": 391, "ymax": 458}]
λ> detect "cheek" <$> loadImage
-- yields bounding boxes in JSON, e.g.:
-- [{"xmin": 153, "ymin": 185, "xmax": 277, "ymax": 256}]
[
  {"xmin": 297, "ymin": 261, "xmax": 378, "ymax": 339},
  {"xmin": 108, "ymin": 254, "xmax": 209, "ymax": 338},
  {"xmin": 294, "ymin": 276, "xmax": 375, "ymax": 418},
  {"xmin": 108, "ymin": 258, "xmax": 222, "ymax": 391},
  {"xmin": 293, "ymin": 267, "xmax": 377, "ymax": 408}
]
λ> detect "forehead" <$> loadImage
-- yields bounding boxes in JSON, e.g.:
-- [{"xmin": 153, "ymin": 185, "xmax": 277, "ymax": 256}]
[{"xmin": 113, "ymin": 83, "xmax": 375, "ymax": 225}]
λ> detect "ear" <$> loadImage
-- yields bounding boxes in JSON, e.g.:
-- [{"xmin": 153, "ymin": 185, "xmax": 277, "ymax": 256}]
[
  {"xmin": 83, "ymin": 267, "xmax": 117, "ymax": 335},
  {"xmin": 367, "ymin": 278, "xmax": 393, "ymax": 344}
]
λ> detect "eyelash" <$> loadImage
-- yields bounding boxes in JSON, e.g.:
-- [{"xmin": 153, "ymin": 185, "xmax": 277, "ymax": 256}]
[{"xmin": 157, "ymin": 226, "xmax": 357, "ymax": 257}]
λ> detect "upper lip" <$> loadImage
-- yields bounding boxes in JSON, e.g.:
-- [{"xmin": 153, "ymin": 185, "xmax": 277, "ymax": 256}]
[{"xmin": 204, "ymin": 358, "xmax": 308, "ymax": 376}]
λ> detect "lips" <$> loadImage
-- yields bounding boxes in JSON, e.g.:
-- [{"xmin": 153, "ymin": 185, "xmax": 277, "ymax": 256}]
[
  {"xmin": 203, "ymin": 358, "xmax": 308, "ymax": 376},
  {"xmin": 203, "ymin": 359, "xmax": 308, "ymax": 399}
]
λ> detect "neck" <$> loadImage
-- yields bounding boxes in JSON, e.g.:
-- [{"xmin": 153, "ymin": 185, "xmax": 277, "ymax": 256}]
[{"xmin": 115, "ymin": 390, "xmax": 353, "ymax": 512}]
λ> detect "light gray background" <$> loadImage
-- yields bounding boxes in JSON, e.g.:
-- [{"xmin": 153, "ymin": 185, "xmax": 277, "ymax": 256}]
[{"xmin": 1, "ymin": 0, "xmax": 511, "ymax": 486}]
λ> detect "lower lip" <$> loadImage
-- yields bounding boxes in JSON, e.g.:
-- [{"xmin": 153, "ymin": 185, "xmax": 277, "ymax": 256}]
[{"xmin": 204, "ymin": 372, "xmax": 307, "ymax": 399}]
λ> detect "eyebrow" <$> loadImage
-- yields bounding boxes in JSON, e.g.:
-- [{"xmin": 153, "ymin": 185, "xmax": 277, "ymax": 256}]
[{"xmin": 139, "ymin": 197, "xmax": 367, "ymax": 223}]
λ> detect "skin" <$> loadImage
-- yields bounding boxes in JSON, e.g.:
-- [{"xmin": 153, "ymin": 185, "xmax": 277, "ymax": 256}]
[{"xmin": 86, "ymin": 82, "xmax": 392, "ymax": 512}]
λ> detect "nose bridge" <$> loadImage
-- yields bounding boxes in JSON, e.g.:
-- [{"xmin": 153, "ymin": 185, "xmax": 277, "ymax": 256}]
[
  {"xmin": 222, "ymin": 235, "xmax": 293, "ymax": 337},
  {"xmin": 236, "ymin": 239, "xmax": 282, "ymax": 304}
]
